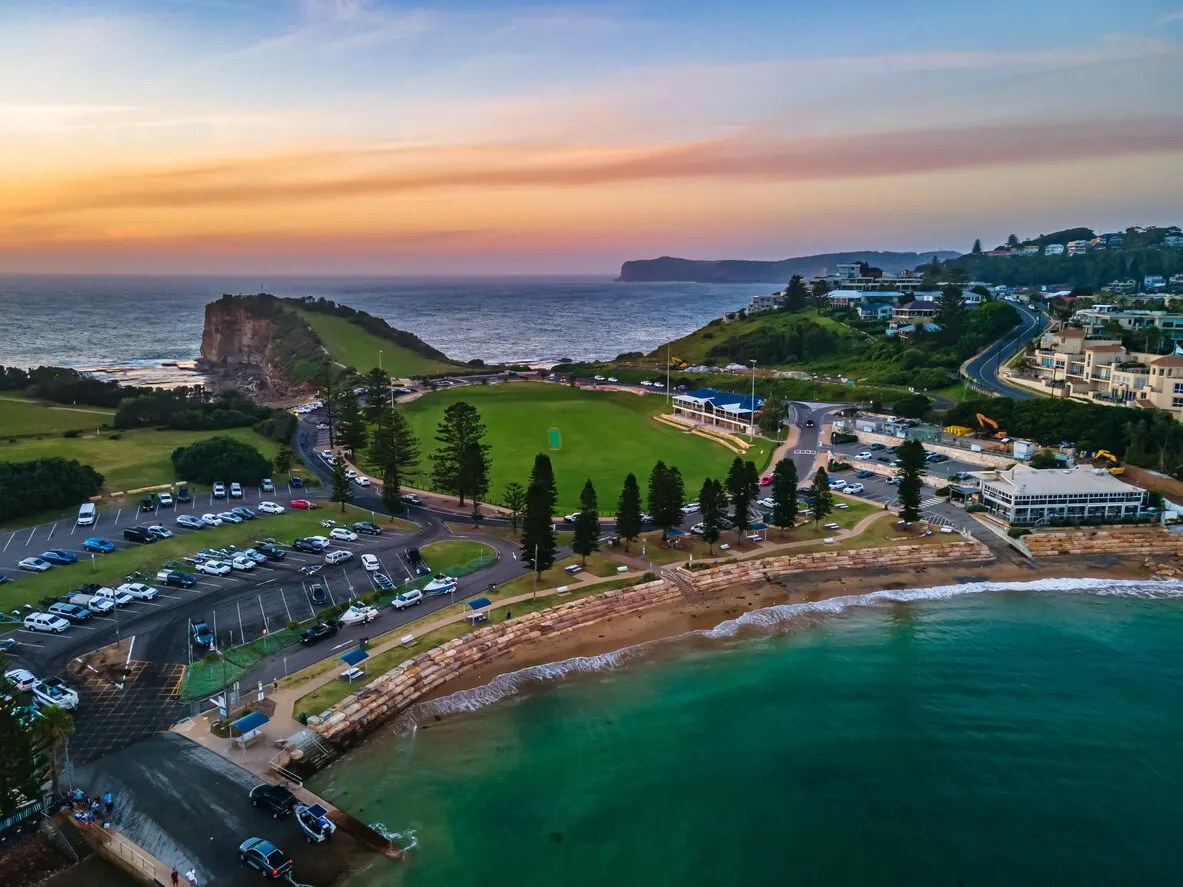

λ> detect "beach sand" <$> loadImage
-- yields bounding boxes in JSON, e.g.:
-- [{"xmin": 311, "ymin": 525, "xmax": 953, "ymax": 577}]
[{"xmin": 420, "ymin": 553, "xmax": 1153, "ymax": 703}]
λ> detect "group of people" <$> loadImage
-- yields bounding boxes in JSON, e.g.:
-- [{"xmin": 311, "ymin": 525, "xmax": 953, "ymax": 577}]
[{"xmin": 68, "ymin": 788, "xmax": 113, "ymax": 825}]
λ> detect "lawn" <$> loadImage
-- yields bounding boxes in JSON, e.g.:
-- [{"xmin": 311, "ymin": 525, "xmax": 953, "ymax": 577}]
[
  {"xmin": 0, "ymin": 397, "xmax": 115, "ymax": 436},
  {"xmin": 781, "ymin": 513, "xmax": 955, "ymax": 555},
  {"xmin": 420, "ymin": 539, "xmax": 498, "ymax": 575},
  {"xmin": 180, "ymin": 628, "xmax": 298, "ymax": 701},
  {"xmin": 0, "ymin": 426, "xmax": 281, "ymax": 495},
  {"xmin": 289, "ymin": 307, "xmax": 458, "ymax": 377},
  {"xmin": 0, "ymin": 509, "xmax": 334, "ymax": 612},
  {"xmin": 399, "ymin": 383, "xmax": 758, "ymax": 513}
]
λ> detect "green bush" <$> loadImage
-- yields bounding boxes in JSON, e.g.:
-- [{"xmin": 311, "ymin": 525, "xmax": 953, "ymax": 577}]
[
  {"xmin": 935, "ymin": 486, "xmax": 951, "ymax": 497},
  {"xmin": 831, "ymin": 432, "xmax": 857, "ymax": 445},
  {"xmin": 1007, "ymin": 528, "xmax": 1032, "ymax": 538}
]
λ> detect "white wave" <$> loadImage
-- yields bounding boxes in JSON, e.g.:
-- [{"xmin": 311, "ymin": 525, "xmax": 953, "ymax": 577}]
[
  {"xmin": 398, "ymin": 577, "xmax": 1183, "ymax": 724},
  {"xmin": 369, "ymin": 822, "xmax": 418, "ymax": 852}
]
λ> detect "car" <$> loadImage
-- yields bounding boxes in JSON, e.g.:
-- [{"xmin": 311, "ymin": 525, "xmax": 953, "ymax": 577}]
[
  {"xmin": 139, "ymin": 496, "xmax": 155, "ymax": 513},
  {"xmin": 390, "ymin": 591, "xmax": 423, "ymax": 610},
  {"xmin": 681, "ymin": 502, "xmax": 700, "ymax": 514},
  {"xmin": 640, "ymin": 512, "xmax": 653, "ymax": 524},
  {"xmin": 856, "ymin": 470, "xmax": 874, "ymax": 479},
  {"xmin": 99, "ymin": 587, "xmax": 134, "ymax": 607},
  {"xmin": 344, "ymin": 469, "xmax": 358, "ymax": 480},
  {"xmin": 76, "ymin": 502, "xmax": 97, "ymax": 526},
  {"xmin": 759, "ymin": 476, "xmax": 772, "ymax": 486},
  {"xmin": 758, "ymin": 497, "xmax": 775, "ymax": 509},
  {"xmin": 212, "ymin": 482, "xmax": 226, "ymax": 499},
  {"xmin": 305, "ymin": 535, "xmax": 331, "ymax": 550},
  {"xmin": 877, "ymin": 455, "xmax": 892, "ymax": 463},
  {"xmin": 330, "ymin": 527, "xmax": 358, "ymax": 542},
  {"xmin": 361, "ymin": 553, "xmax": 380, "ymax": 572},
  {"xmin": 200, "ymin": 513, "xmax": 224, "ymax": 527},
  {"xmin": 142, "ymin": 524, "xmax": 172, "ymax": 541},
  {"xmin": 232, "ymin": 506, "xmax": 257, "ymax": 520},
  {"xmin": 82, "ymin": 537, "xmax": 116, "ymax": 554},
  {"xmin": 317, "ymin": 422, "xmax": 331, "ymax": 430},
  {"xmin": 5, "ymin": 668, "xmax": 38, "ymax": 691},
  {"xmin": 932, "ymin": 454, "xmax": 950, "ymax": 463},
  {"xmin": 238, "ymin": 837, "xmax": 293, "ymax": 880},
  {"xmin": 855, "ymin": 451, "xmax": 873, "ymax": 460},
  {"xmin": 23, "ymin": 612, "xmax": 70, "ymax": 633},
  {"xmin": 156, "ymin": 492, "xmax": 174, "ymax": 507},
  {"xmin": 594, "ymin": 374, "xmax": 605, "ymax": 381},
  {"xmin": 607, "ymin": 376, "xmax": 619, "ymax": 383},
  {"xmin": 339, "ymin": 604, "xmax": 378, "ymax": 625},
  {"xmin": 324, "ymin": 550, "xmax": 353, "ymax": 566},
  {"xmin": 640, "ymin": 380, "xmax": 653, "ymax": 387},
  {"xmin": 804, "ymin": 418, "xmax": 816, "ymax": 428},
  {"xmin": 156, "ymin": 569, "xmax": 197, "ymax": 588},
  {"xmin": 47, "ymin": 602, "xmax": 92, "ymax": 623},
  {"xmin": 123, "ymin": 526, "xmax": 156, "ymax": 544},
  {"xmin": 401, "ymin": 493, "xmax": 422, "ymax": 506},
  {"xmin": 230, "ymin": 482, "xmax": 243, "ymax": 499},
  {"xmin": 254, "ymin": 543, "xmax": 285, "ymax": 560},
  {"xmin": 261, "ymin": 478, "xmax": 275, "ymax": 493},
  {"xmin": 177, "ymin": 514, "xmax": 206, "ymax": 529},
  {"xmin": 177, "ymin": 484, "xmax": 192, "ymax": 503},
  {"xmin": 217, "ymin": 511, "xmax": 243, "ymax": 525},
  {"xmin": 869, "ymin": 443, "xmax": 885, "ymax": 451},
  {"xmin": 258, "ymin": 501, "xmax": 285, "ymax": 515},
  {"xmin": 248, "ymin": 783, "xmax": 296, "ymax": 818},
  {"xmin": 289, "ymin": 476, "xmax": 304, "ymax": 489},
  {"xmin": 353, "ymin": 475, "xmax": 372, "ymax": 487},
  {"xmin": 196, "ymin": 560, "xmax": 232, "ymax": 576},
  {"xmin": 290, "ymin": 499, "xmax": 317, "ymax": 510},
  {"xmin": 30, "ymin": 677, "xmax": 79, "ymax": 711},
  {"xmin": 320, "ymin": 449, "xmax": 334, "ymax": 461},
  {"xmin": 18, "ymin": 557, "xmax": 53, "ymax": 572},
  {"xmin": 563, "ymin": 512, "xmax": 580, "ymax": 524},
  {"xmin": 240, "ymin": 548, "xmax": 268, "ymax": 564},
  {"xmin": 828, "ymin": 479, "xmax": 846, "ymax": 489},
  {"xmin": 292, "ymin": 538, "xmax": 320, "ymax": 553},
  {"xmin": 844, "ymin": 483, "xmax": 865, "ymax": 494},
  {"xmin": 352, "ymin": 521, "xmax": 382, "ymax": 536},
  {"xmin": 689, "ymin": 522, "xmax": 706, "ymax": 535},
  {"xmin": 39, "ymin": 549, "xmax": 77, "ymax": 565},
  {"xmin": 191, "ymin": 621, "xmax": 214, "ymax": 648},
  {"xmin": 824, "ymin": 522, "xmax": 841, "ymax": 530},
  {"xmin": 117, "ymin": 582, "xmax": 159, "ymax": 601},
  {"xmin": 230, "ymin": 555, "xmax": 257, "ymax": 572},
  {"xmin": 299, "ymin": 622, "xmax": 338, "ymax": 645}
]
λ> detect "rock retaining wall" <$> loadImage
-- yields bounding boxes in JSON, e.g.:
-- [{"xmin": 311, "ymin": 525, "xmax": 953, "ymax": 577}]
[{"xmin": 1025, "ymin": 525, "xmax": 1182, "ymax": 558}]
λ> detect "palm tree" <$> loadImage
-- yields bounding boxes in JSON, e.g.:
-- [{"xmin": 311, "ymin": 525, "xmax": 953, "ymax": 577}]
[{"xmin": 34, "ymin": 706, "xmax": 75, "ymax": 799}]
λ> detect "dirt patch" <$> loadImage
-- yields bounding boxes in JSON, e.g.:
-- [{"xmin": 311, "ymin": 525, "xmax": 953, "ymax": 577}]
[{"xmin": 69, "ymin": 639, "xmax": 134, "ymax": 685}]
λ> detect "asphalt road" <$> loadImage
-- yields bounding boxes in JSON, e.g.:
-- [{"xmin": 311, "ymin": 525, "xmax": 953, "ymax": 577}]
[{"xmin": 962, "ymin": 302, "xmax": 1048, "ymax": 398}]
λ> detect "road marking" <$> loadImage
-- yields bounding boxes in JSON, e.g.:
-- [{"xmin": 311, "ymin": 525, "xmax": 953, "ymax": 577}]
[
  {"xmin": 47, "ymin": 521, "xmax": 58, "ymax": 540},
  {"xmin": 257, "ymin": 577, "xmax": 279, "ymax": 585},
  {"xmin": 2, "ymin": 533, "xmax": 13, "ymax": 552},
  {"xmin": 114, "ymin": 508, "xmax": 122, "ymax": 525},
  {"xmin": 25, "ymin": 526, "xmax": 36, "ymax": 545}
]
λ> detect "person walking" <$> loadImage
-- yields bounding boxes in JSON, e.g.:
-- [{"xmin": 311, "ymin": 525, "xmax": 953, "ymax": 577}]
[
  {"xmin": 171, "ymin": 869, "xmax": 180, "ymax": 886},
  {"xmin": 102, "ymin": 791, "xmax": 113, "ymax": 815}
]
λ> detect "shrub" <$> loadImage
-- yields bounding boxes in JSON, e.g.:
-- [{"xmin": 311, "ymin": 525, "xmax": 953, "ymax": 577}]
[
  {"xmin": 831, "ymin": 432, "xmax": 857, "ymax": 445},
  {"xmin": 62, "ymin": 429, "xmax": 80, "ymax": 439},
  {"xmin": 1007, "ymin": 527, "xmax": 1032, "ymax": 538},
  {"xmin": 935, "ymin": 486, "xmax": 951, "ymax": 497}
]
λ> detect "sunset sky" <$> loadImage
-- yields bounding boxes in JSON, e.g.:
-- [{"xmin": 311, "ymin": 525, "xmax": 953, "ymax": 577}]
[{"xmin": 2, "ymin": 0, "xmax": 1182, "ymax": 274}]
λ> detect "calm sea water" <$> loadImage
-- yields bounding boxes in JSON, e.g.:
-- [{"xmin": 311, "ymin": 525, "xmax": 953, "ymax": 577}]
[
  {"xmin": 0, "ymin": 275, "xmax": 769, "ymax": 371},
  {"xmin": 308, "ymin": 579, "xmax": 1183, "ymax": 887}
]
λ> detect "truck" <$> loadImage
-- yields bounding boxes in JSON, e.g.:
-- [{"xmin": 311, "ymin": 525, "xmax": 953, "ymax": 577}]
[{"xmin": 64, "ymin": 590, "xmax": 115, "ymax": 614}]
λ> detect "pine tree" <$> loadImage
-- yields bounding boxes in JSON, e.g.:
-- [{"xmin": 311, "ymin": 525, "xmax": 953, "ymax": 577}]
[
  {"xmin": 698, "ymin": 477, "xmax": 725, "ymax": 554},
  {"xmin": 529, "ymin": 454, "xmax": 558, "ymax": 520},
  {"xmin": 431, "ymin": 402, "xmax": 491, "ymax": 506},
  {"xmin": 810, "ymin": 467, "xmax": 833, "ymax": 527},
  {"xmin": 572, "ymin": 480, "xmax": 600, "ymax": 565},
  {"xmin": 783, "ymin": 274, "xmax": 809, "ymax": 312},
  {"xmin": 387, "ymin": 405, "xmax": 420, "ymax": 477},
  {"xmin": 897, "ymin": 438, "xmax": 926, "ymax": 524},
  {"xmin": 809, "ymin": 278, "xmax": 831, "ymax": 311},
  {"xmin": 33, "ymin": 706, "xmax": 74, "ymax": 801},
  {"xmin": 316, "ymin": 367, "xmax": 338, "ymax": 447},
  {"xmin": 0, "ymin": 697, "xmax": 39, "ymax": 818},
  {"xmin": 1007, "ymin": 233, "xmax": 1020, "ymax": 248},
  {"xmin": 935, "ymin": 285, "xmax": 966, "ymax": 344},
  {"xmin": 502, "ymin": 481, "xmax": 527, "ymax": 534},
  {"xmin": 730, "ymin": 460, "xmax": 758, "ymax": 542},
  {"xmin": 521, "ymin": 479, "xmax": 557, "ymax": 576},
  {"xmin": 972, "ymin": 238, "xmax": 983, "ymax": 255},
  {"xmin": 616, "ymin": 473, "xmax": 643, "ymax": 551},
  {"xmin": 337, "ymin": 389, "xmax": 368, "ymax": 457},
  {"xmin": 362, "ymin": 367, "xmax": 390, "ymax": 422},
  {"xmin": 647, "ymin": 461, "xmax": 683, "ymax": 539},
  {"xmin": 380, "ymin": 462, "xmax": 403, "ymax": 515},
  {"xmin": 273, "ymin": 445, "xmax": 294, "ymax": 476},
  {"xmin": 330, "ymin": 454, "xmax": 353, "ymax": 512},
  {"xmin": 771, "ymin": 458, "xmax": 798, "ymax": 535}
]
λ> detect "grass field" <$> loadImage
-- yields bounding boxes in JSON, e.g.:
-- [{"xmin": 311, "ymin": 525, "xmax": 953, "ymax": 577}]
[
  {"xmin": 0, "ymin": 426, "xmax": 281, "ymax": 494},
  {"xmin": 0, "ymin": 396, "xmax": 115, "ymax": 436},
  {"xmin": 290, "ymin": 307, "xmax": 457, "ymax": 377},
  {"xmin": 420, "ymin": 539, "xmax": 498, "ymax": 575},
  {"xmin": 399, "ymin": 383, "xmax": 766, "ymax": 512}
]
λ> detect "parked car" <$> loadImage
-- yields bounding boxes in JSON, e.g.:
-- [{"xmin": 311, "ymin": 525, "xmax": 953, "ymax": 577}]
[
  {"xmin": 18, "ymin": 557, "xmax": 53, "ymax": 572},
  {"xmin": 324, "ymin": 550, "xmax": 353, "ymax": 566},
  {"xmin": 230, "ymin": 482, "xmax": 243, "ymax": 499},
  {"xmin": 231, "ymin": 506, "xmax": 256, "ymax": 520},
  {"xmin": 350, "ymin": 521, "xmax": 381, "ymax": 536},
  {"xmin": 855, "ymin": 451, "xmax": 873, "ymax": 460},
  {"xmin": 238, "ymin": 837, "xmax": 293, "ymax": 880},
  {"xmin": 339, "ymin": 604, "xmax": 378, "ymax": 625},
  {"xmin": 177, "ymin": 484, "xmax": 192, "ymax": 503},
  {"xmin": 259, "ymin": 501, "xmax": 285, "ymax": 515},
  {"xmin": 23, "ymin": 612, "xmax": 70, "ymax": 633},
  {"xmin": 563, "ymin": 512, "xmax": 580, "ymax": 524},
  {"xmin": 117, "ymin": 582, "xmax": 159, "ymax": 601},
  {"xmin": 76, "ymin": 502, "xmax": 97, "ymax": 526},
  {"xmin": 689, "ymin": 522, "xmax": 706, "ymax": 535},
  {"xmin": 254, "ymin": 543, "xmax": 285, "ymax": 560},
  {"xmin": 64, "ymin": 590, "xmax": 115, "ymax": 613},
  {"xmin": 240, "ymin": 548, "xmax": 268, "ymax": 564},
  {"xmin": 360, "ymin": 553, "xmax": 380, "ymax": 572},
  {"xmin": 39, "ymin": 549, "xmax": 77, "ymax": 565},
  {"xmin": 143, "ymin": 524, "xmax": 172, "ymax": 540},
  {"xmin": 200, "ymin": 513, "xmax": 224, "ymax": 527},
  {"xmin": 305, "ymin": 536, "xmax": 331, "ymax": 550},
  {"xmin": 230, "ymin": 555, "xmax": 257, "ymax": 572},
  {"xmin": 191, "ymin": 621, "xmax": 214, "ymax": 648},
  {"xmin": 844, "ymin": 483, "xmax": 865, "ymax": 494},
  {"xmin": 156, "ymin": 569, "xmax": 197, "ymax": 588},
  {"xmin": 758, "ymin": 497, "xmax": 775, "ymax": 509},
  {"xmin": 248, "ymin": 783, "xmax": 296, "ymax": 818},
  {"xmin": 289, "ymin": 476, "xmax": 304, "ymax": 489},
  {"xmin": 329, "ymin": 527, "xmax": 358, "ymax": 542},
  {"xmin": 97, "ymin": 587, "xmax": 134, "ymax": 608},
  {"xmin": 123, "ymin": 526, "xmax": 156, "ymax": 544},
  {"xmin": 5, "ymin": 668, "xmax": 38, "ymax": 691},
  {"xmin": 299, "ymin": 622, "xmax": 338, "ymax": 645},
  {"xmin": 176, "ymin": 514, "xmax": 205, "ymax": 529},
  {"xmin": 681, "ymin": 502, "xmax": 700, "ymax": 514},
  {"xmin": 47, "ymin": 602, "xmax": 92, "ymax": 623},
  {"xmin": 82, "ymin": 537, "xmax": 117, "ymax": 554},
  {"xmin": 292, "ymin": 538, "xmax": 320, "ymax": 553},
  {"xmin": 212, "ymin": 482, "xmax": 226, "ymax": 498},
  {"xmin": 139, "ymin": 496, "xmax": 155, "ymax": 513},
  {"xmin": 759, "ymin": 476, "xmax": 772, "ymax": 486},
  {"xmin": 156, "ymin": 492, "xmax": 175, "ymax": 507},
  {"xmin": 289, "ymin": 499, "xmax": 317, "ymax": 510},
  {"xmin": 261, "ymin": 478, "xmax": 275, "ymax": 493},
  {"xmin": 353, "ymin": 476, "xmax": 371, "ymax": 487},
  {"xmin": 196, "ymin": 560, "xmax": 232, "ymax": 576},
  {"xmin": 217, "ymin": 511, "xmax": 243, "ymax": 525}
]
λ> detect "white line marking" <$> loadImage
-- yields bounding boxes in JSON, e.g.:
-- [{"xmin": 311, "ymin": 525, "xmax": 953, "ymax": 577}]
[
  {"xmin": 2, "ymin": 533, "xmax": 13, "ymax": 552},
  {"xmin": 47, "ymin": 521, "xmax": 58, "ymax": 540}
]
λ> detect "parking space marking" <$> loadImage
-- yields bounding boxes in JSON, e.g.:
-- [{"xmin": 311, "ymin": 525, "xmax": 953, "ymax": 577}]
[
  {"xmin": 25, "ymin": 526, "xmax": 36, "ymax": 545},
  {"xmin": 3, "ymin": 532, "xmax": 13, "ymax": 552},
  {"xmin": 47, "ymin": 521, "xmax": 58, "ymax": 540}
]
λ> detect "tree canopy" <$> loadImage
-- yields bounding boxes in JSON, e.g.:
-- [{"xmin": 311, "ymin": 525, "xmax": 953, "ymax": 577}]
[
  {"xmin": 0, "ymin": 458, "xmax": 103, "ymax": 525},
  {"xmin": 171, "ymin": 437, "xmax": 271, "ymax": 486},
  {"xmin": 431, "ymin": 401, "xmax": 491, "ymax": 505}
]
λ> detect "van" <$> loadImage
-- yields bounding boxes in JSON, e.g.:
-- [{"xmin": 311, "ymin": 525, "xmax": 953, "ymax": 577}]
[{"xmin": 77, "ymin": 503, "xmax": 97, "ymax": 526}]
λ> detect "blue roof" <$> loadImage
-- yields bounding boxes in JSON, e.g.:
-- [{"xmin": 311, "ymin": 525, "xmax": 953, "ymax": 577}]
[
  {"xmin": 682, "ymin": 388, "xmax": 764, "ymax": 411},
  {"xmin": 467, "ymin": 597, "xmax": 492, "ymax": 610},
  {"xmin": 340, "ymin": 648, "xmax": 369, "ymax": 666},
  {"xmin": 230, "ymin": 710, "xmax": 269, "ymax": 734}
]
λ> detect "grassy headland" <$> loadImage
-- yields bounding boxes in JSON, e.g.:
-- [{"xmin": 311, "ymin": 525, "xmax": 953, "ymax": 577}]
[{"xmin": 289, "ymin": 306, "xmax": 459, "ymax": 377}]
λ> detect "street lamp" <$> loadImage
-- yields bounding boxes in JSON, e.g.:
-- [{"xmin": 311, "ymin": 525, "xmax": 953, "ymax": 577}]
[{"xmin": 748, "ymin": 360, "xmax": 757, "ymax": 440}]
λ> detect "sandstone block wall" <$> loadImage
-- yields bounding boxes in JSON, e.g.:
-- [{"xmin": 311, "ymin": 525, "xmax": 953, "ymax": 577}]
[{"xmin": 1025, "ymin": 525, "xmax": 1182, "ymax": 558}]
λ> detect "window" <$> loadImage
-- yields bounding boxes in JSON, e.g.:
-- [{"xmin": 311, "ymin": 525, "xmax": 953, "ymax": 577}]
[
  {"xmin": 1172, "ymin": 397, "xmax": 1183, "ymax": 408},
  {"xmin": 1173, "ymin": 382, "xmax": 1183, "ymax": 394}
]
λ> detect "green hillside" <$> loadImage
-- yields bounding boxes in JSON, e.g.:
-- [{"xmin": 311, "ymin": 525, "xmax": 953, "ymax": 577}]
[{"xmin": 289, "ymin": 307, "xmax": 458, "ymax": 377}]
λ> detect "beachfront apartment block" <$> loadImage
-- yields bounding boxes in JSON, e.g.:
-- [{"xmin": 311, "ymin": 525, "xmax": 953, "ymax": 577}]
[
  {"xmin": 670, "ymin": 388, "xmax": 765, "ymax": 434},
  {"xmin": 1073, "ymin": 309, "xmax": 1183, "ymax": 341},
  {"xmin": 746, "ymin": 292, "xmax": 784, "ymax": 314},
  {"xmin": 970, "ymin": 465, "xmax": 1146, "ymax": 524},
  {"xmin": 1066, "ymin": 240, "xmax": 1092, "ymax": 255}
]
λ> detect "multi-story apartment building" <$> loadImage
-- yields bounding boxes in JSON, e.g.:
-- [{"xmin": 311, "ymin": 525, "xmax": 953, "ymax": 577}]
[
  {"xmin": 1066, "ymin": 239, "xmax": 1092, "ymax": 255},
  {"xmin": 970, "ymin": 465, "xmax": 1145, "ymax": 524},
  {"xmin": 1044, "ymin": 243, "xmax": 1066, "ymax": 255}
]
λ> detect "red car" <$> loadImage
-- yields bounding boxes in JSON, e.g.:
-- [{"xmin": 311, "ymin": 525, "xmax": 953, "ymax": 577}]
[
  {"xmin": 759, "ymin": 475, "xmax": 772, "ymax": 486},
  {"xmin": 289, "ymin": 499, "xmax": 318, "ymax": 510}
]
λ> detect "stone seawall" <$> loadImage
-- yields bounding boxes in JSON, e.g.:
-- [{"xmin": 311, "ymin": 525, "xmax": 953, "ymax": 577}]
[{"xmin": 1025, "ymin": 525, "xmax": 1183, "ymax": 558}]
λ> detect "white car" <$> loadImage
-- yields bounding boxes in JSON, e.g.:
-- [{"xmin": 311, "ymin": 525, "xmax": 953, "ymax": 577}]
[
  {"xmin": 361, "ymin": 553, "xmax": 380, "ymax": 572},
  {"xmin": 338, "ymin": 604, "xmax": 378, "ymax": 625},
  {"xmin": 320, "ymin": 449, "xmax": 334, "ymax": 461},
  {"xmin": 855, "ymin": 451, "xmax": 874, "ymax": 460},
  {"xmin": 607, "ymin": 377, "xmax": 619, "ymax": 383},
  {"xmin": 212, "ymin": 482, "xmax": 226, "ymax": 498},
  {"xmin": 146, "ymin": 524, "xmax": 173, "ymax": 539},
  {"xmin": 229, "ymin": 482, "xmax": 243, "ymax": 499},
  {"xmin": 329, "ymin": 527, "xmax": 358, "ymax": 542},
  {"xmin": 392, "ymin": 589, "xmax": 423, "ymax": 610},
  {"xmin": 177, "ymin": 514, "xmax": 205, "ymax": 529},
  {"xmin": 354, "ymin": 476, "xmax": 371, "ymax": 487},
  {"xmin": 157, "ymin": 492, "xmax": 174, "ymax": 507},
  {"xmin": 5, "ymin": 668, "xmax": 38, "ymax": 691},
  {"xmin": 317, "ymin": 423, "xmax": 330, "ymax": 430},
  {"xmin": 758, "ymin": 497, "xmax": 775, "ymax": 509},
  {"xmin": 305, "ymin": 536, "xmax": 331, "ymax": 550},
  {"xmin": 200, "ymin": 513, "xmax": 224, "ymax": 527},
  {"xmin": 98, "ymin": 587, "xmax": 134, "ymax": 608},
  {"xmin": 824, "ymin": 522, "xmax": 841, "ymax": 530},
  {"xmin": 23, "ymin": 613, "xmax": 70, "ymax": 633},
  {"xmin": 196, "ymin": 560, "xmax": 232, "ymax": 576},
  {"xmin": 563, "ymin": 512, "xmax": 581, "ymax": 524},
  {"xmin": 344, "ymin": 468, "xmax": 358, "ymax": 479},
  {"xmin": 324, "ymin": 549, "xmax": 354, "ymax": 566},
  {"xmin": 117, "ymin": 582, "xmax": 159, "ymax": 601},
  {"xmin": 844, "ymin": 483, "xmax": 865, "ymax": 494},
  {"xmin": 261, "ymin": 478, "xmax": 275, "ymax": 493},
  {"xmin": 217, "ymin": 511, "xmax": 243, "ymax": 524},
  {"xmin": 259, "ymin": 501, "xmax": 285, "ymax": 515},
  {"xmin": 640, "ymin": 380, "xmax": 653, "ymax": 387},
  {"xmin": 230, "ymin": 555, "xmax": 257, "ymax": 571},
  {"xmin": 681, "ymin": 502, "xmax": 700, "ymax": 514},
  {"xmin": 689, "ymin": 523, "xmax": 706, "ymax": 535},
  {"xmin": 18, "ymin": 557, "xmax": 52, "ymax": 572},
  {"xmin": 594, "ymin": 374, "xmax": 605, "ymax": 381}
]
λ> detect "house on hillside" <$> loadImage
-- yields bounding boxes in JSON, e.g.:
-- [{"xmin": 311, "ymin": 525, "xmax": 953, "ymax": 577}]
[
  {"xmin": 1044, "ymin": 243, "xmax": 1066, "ymax": 255},
  {"xmin": 747, "ymin": 292, "xmax": 784, "ymax": 314},
  {"xmin": 1165, "ymin": 234, "xmax": 1183, "ymax": 248},
  {"xmin": 670, "ymin": 388, "xmax": 765, "ymax": 434},
  {"xmin": 1067, "ymin": 240, "xmax": 1091, "ymax": 255},
  {"xmin": 893, "ymin": 300, "xmax": 938, "ymax": 322},
  {"xmin": 858, "ymin": 303, "xmax": 895, "ymax": 321}
]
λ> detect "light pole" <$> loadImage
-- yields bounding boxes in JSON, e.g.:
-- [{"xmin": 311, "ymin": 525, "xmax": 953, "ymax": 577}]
[
  {"xmin": 748, "ymin": 360, "xmax": 757, "ymax": 440},
  {"xmin": 532, "ymin": 543, "xmax": 539, "ymax": 599}
]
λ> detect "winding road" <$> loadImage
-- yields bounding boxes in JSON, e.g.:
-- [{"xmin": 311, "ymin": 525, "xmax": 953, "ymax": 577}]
[{"xmin": 962, "ymin": 302, "xmax": 1048, "ymax": 399}]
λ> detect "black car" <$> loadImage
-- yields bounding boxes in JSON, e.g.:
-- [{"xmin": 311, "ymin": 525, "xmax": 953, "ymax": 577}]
[
  {"xmin": 804, "ymin": 418, "xmax": 816, "ymax": 428},
  {"xmin": 292, "ymin": 538, "xmax": 319, "ymax": 553},
  {"xmin": 300, "ymin": 622, "xmax": 337, "ymax": 645},
  {"xmin": 289, "ymin": 476, "xmax": 304, "ymax": 489},
  {"xmin": 248, "ymin": 784, "xmax": 296, "ymax": 818},
  {"xmin": 47, "ymin": 602, "xmax": 92, "ymax": 623},
  {"xmin": 239, "ymin": 838, "xmax": 292, "ymax": 880},
  {"xmin": 352, "ymin": 521, "xmax": 383, "ymax": 536},
  {"xmin": 308, "ymin": 584, "xmax": 328, "ymax": 605},
  {"xmin": 139, "ymin": 496, "xmax": 154, "ymax": 513},
  {"xmin": 191, "ymin": 621, "xmax": 214, "ymax": 648},
  {"xmin": 405, "ymin": 547, "xmax": 422, "ymax": 565},
  {"xmin": 123, "ymin": 526, "xmax": 156, "ymax": 544},
  {"xmin": 158, "ymin": 570, "xmax": 196, "ymax": 588},
  {"xmin": 176, "ymin": 484, "xmax": 192, "ymax": 503},
  {"xmin": 255, "ymin": 542, "xmax": 285, "ymax": 560}
]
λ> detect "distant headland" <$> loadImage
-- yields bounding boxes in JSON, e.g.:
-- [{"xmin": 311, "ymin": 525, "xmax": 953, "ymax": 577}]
[{"xmin": 618, "ymin": 251, "xmax": 959, "ymax": 283}]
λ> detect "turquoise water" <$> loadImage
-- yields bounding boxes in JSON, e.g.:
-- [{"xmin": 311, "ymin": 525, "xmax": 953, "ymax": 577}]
[{"xmin": 310, "ymin": 580, "xmax": 1183, "ymax": 887}]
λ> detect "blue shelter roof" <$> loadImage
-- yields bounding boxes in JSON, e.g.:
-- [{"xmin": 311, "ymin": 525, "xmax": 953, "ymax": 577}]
[
  {"xmin": 340, "ymin": 648, "xmax": 369, "ymax": 667},
  {"xmin": 230, "ymin": 710, "xmax": 269, "ymax": 735}
]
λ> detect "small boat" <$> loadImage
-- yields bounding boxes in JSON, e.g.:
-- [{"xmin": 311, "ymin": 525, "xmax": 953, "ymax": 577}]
[
  {"xmin": 423, "ymin": 574, "xmax": 457, "ymax": 595},
  {"xmin": 295, "ymin": 802, "xmax": 336, "ymax": 844},
  {"xmin": 374, "ymin": 573, "xmax": 395, "ymax": 591}
]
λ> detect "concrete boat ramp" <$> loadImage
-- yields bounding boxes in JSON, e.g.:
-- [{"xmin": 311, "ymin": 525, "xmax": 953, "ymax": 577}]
[{"xmin": 74, "ymin": 733, "xmax": 378, "ymax": 886}]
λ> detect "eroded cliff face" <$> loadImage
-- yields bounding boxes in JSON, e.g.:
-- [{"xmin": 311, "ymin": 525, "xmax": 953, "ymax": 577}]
[{"xmin": 199, "ymin": 296, "xmax": 319, "ymax": 394}]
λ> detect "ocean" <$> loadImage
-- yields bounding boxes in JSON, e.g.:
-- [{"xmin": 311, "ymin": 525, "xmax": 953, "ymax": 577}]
[
  {"xmin": 0, "ymin": 275, "xmax": 770, "ymax": 379},
  {"xmin": 307, "ymin": 579, "xmax": 1183, "ymax": 887}
]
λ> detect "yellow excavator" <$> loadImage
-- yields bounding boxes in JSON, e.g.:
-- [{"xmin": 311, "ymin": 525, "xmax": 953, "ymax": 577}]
[
  {"xmin": 975, "ymin": 412, "xmax": 1008, "ymax": 440},
  {"xmin": 1094, "ymin": 449, "xmax": 1125, "ymax": 475}
]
